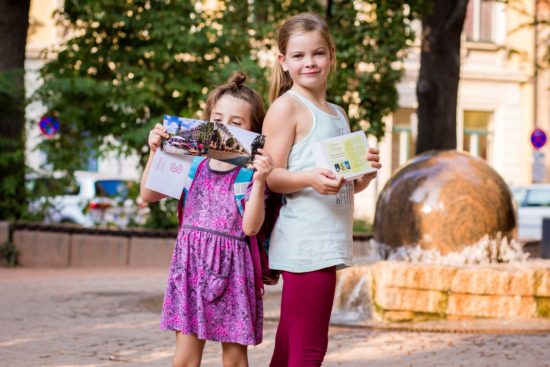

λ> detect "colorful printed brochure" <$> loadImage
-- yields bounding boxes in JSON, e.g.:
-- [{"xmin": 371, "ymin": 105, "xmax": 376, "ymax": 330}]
[
  {"xmin": 311, "ymin": 131, "xmax": 376, "ymax": 180},
  {"xmin": 161, "ymin": 115, "xmax": 265, "ymax": 169}
]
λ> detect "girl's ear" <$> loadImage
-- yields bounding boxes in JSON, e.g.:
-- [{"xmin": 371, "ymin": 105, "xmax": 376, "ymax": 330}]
[{"xmin": 277, "ymin": 53, "xmax": 288, "ymax": 72}]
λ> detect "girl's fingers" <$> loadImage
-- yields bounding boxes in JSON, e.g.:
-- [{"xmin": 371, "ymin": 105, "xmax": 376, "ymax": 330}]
[
  {"xmin": 319, "ymin": 169, "xmax": 336, "ymax": 179},
  {"xmin": 371, "ymin": 162, "xmax": 382, "ymax": 169},
  {"xmin": 367, "ymin": 153, "xmax": 379, "ymax": 162},
  {"xmin": 368, "ymin": 147, "xmax": 379, "ymax": 154}
]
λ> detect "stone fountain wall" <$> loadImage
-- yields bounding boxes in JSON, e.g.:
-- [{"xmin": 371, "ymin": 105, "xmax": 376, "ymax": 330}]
[{"xmin": 335, "ymin": 261, "xmax": 550, "ymax": 322}]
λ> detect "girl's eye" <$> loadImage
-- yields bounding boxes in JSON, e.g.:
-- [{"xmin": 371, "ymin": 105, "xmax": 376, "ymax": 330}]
[
  {"xmin": 213, "ymin": 119, "xmax": 222, "ymax": 122},
  {"xmin": 315, "ymin": 51, "xmax": 325, "ymax": 56},
  {"xmin": 230, "ymin": 121, "xmax": 241, "ymax": 126},
  {"xmin": 292, "ymin": 54, "xmax": 302, "ymax": 59}
]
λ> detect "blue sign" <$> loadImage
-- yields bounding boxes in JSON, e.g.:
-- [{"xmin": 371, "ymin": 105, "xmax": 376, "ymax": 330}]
[
  {"xmin": 530, "ymin": 128, "xmax": 547, "ymax": 150},
  {"xmin": 39, "ymin": 115, "xmax": 60, "ymax": 137}
]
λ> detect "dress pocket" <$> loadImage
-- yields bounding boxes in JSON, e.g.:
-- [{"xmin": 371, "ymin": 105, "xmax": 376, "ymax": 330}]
[{"xmin": 201, "ymin": 247, "xmax": 233, "ymax": 302}]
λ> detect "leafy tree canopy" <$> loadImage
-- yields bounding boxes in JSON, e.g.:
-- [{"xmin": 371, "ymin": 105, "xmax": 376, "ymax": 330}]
[{"xmin": 34, "ymin": 0, "xmax": 429, "ymax": 227}]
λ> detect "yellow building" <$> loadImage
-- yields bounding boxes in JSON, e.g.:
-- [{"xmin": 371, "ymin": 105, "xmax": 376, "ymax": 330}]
[{"xmin": 356, "ymin": 0, "xmax": 550, "ymax": 220}]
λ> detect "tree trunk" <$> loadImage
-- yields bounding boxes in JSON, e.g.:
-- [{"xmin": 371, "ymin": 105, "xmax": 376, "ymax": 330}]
[
  {"xmin": 415, "ymin": 0, "xmax": 468, "ymax": 154},
  {"xmin": 0, "ymin": 0, "xmax": 31, "ymax": 220}
]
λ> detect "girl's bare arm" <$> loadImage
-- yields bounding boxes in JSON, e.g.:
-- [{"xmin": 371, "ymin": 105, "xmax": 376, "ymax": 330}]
[
  {"xmin": 242, "ymin": 149, "xmax": 274, "ymax": 236},
  {"xmin": 263, "ymin": 98, "xmax": 344, "ymax": 195},
  {"xmin": 140, "ymin": 124, "xmax": 169, "ymax": 202}
]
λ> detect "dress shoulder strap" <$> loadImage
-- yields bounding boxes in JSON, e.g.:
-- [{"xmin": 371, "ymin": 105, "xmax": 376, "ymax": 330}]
[{"xmin": 177, "ymin": 156, "xmax": 207, "ymax": 229}]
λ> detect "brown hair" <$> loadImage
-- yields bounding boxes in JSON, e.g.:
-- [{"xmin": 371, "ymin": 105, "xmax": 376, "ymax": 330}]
[
  {"xmin": 203, "ymin": 72, "xmax": 265, "ymax": 134},
  {"xmin": 268, "ymin": 12, "xmax": 336, "ymax": 103}
]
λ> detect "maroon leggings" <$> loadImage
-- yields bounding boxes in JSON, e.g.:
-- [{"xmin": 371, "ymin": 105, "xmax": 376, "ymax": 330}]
[{"xmin": 269, "ymin": 266, "xmax": 337, "ymax": 367}]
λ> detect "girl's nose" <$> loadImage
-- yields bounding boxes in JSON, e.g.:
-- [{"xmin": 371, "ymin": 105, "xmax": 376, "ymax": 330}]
[{"xmin": 305, "ymin": 56, "xmax": 316, "ymax": 67}]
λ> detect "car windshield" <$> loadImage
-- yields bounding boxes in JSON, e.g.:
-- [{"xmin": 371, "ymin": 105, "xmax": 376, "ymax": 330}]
[
  {"xmin": 525, "ymin": 189, "xmax": 550, "ymax": 207},
  {"xmin": 511, "ymin": 189, "xmax": 526, "ymax": 205},
  {"xmin": 95, "ymin": 180, "xmax": 130, "ymax": 198}
]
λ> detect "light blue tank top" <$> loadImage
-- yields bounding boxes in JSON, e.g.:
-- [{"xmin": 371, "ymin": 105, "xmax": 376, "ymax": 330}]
[{"xmin": 269, "ymin": 90, "xmax": 354, "ymax": 273}]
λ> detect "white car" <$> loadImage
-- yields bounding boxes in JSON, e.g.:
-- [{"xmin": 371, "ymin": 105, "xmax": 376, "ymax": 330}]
[
  {"xmin": 28, "ymin": 171, "xmax": 148, "ymax": 228},
  {"xmin": 511, "ymin": 184, "xmax": 550, "ymax": 241}
]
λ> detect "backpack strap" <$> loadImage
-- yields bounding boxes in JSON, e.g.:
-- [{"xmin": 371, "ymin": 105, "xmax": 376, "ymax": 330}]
[{"xmin": 233, "ymin": 168, "xmax": 254, "ymax": 216}]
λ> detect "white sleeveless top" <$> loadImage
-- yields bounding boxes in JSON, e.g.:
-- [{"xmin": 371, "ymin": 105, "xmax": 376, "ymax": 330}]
[{"xmin": 269, "ymin": 90, "xmax": 354, "ymax": 273}]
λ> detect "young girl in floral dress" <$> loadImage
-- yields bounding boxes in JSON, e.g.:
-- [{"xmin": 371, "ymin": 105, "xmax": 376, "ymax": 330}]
[{"xmin": 140, "ymin": 72, "xmax": 273, "ymax": 367}]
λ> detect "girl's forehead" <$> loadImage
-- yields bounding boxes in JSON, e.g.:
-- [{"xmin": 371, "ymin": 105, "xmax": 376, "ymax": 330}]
[
  {"xmin": 287, "ymin": 31, "xmax": 328, "ymax": 49},
  {"xmin": 212, "ymin": 94, "xmax": 251, "ymax": 114}
]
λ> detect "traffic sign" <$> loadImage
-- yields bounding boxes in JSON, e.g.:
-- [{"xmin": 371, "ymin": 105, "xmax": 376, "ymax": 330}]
[
  {"xmin": 38, "ymin": 115, "xmax": 60, "ymax": 137},
  {"xmin": 530, "ymin": 128, "xmax": 547, "ymax": 149}
]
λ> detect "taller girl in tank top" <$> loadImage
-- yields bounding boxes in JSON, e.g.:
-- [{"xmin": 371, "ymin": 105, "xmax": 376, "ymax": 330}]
[
  {"xmin": 269, "ymin": 89, "xmax": 355, "ymax": 272},
  {"xmin": 262, "ymin": 13, "xmax": 382, "ymax": 367}
]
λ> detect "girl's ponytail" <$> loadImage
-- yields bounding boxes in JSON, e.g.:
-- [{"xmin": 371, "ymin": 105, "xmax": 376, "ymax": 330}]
[{"xmin": 269, "ymin": 61, "xmax": 293, "ymax": 104}]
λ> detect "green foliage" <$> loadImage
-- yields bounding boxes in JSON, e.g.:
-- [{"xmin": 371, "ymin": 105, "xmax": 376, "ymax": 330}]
[
  {"xmin": 0, "ymin": 241, "xmax": 19, "ymax": 267},
  {"xmin": 144, "ymin": 200, "xmax": 179, "ymax": 230},
  {"xmin": 353, "ymin": 218, "xmax": 373, "ymax": 233},
  {"xmin": 328, "ymin": 1, "xmax": 430, "ymax": 139},
  {"xmin": 0, "ymin": 69, "xmax": 26, "ymax": 220},
  {"xmin": 34, "ymin": 0, "xmax": 430, "ymax": 228}
]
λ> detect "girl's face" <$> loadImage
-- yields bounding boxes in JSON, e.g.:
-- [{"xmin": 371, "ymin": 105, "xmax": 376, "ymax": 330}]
[
  {"xmin": 278, "ymin": 31, "xmax": 334, "ymax": 91},
  {"xmin": 210, "ymin": 94, "xmax": 253, "ymax": 131}
]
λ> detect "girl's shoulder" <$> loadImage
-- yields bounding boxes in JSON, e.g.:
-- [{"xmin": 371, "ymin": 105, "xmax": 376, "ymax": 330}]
[
  {"xmin": 269, "ymin": 93, "xmax": 299, "ymax": 113},
  {"xmin": 265, "ymin": 94, "xmax": 308, "ymax": 123}
]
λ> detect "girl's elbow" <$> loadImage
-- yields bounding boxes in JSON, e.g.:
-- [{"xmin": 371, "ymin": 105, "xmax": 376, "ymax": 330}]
[
  {"xmin": 140, "ymin": 189, "xmax": 156, "ymax": 203},
  {"xmin": 242, "ymin": 224, "xmax": 260, "ymax": 237}
]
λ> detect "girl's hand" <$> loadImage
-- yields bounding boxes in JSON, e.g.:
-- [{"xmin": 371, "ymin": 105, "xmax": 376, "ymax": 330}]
[
  {"xmin": 308, "ymin": 168, "xmax": 345, "ymax": 195},
  {"xmin": 148, "ymin": 123, "xmax": 169, "ymax": 152},
  {"xmin": 252, "ymin": 148, "xmax": 274, "ymax": 182},
  {"xmin": 366, "ymin": 147, "xmax": 382, "ymax": 169},
  {"xmin": 353, "ymin": 147, "xmax": 381, "ymax": 193}
]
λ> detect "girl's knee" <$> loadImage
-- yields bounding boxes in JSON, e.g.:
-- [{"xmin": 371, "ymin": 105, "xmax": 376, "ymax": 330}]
[{"xmin": 221, "ymin": 342, "xmax": 248, "ymax": 367}]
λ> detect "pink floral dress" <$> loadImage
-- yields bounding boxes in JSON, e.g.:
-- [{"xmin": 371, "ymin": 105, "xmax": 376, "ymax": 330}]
[{"xmin": 160, "ymin": 160, "xmax": 262, "ymax": 345}]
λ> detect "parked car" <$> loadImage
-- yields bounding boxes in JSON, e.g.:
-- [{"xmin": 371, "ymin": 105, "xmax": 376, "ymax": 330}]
[
  {"xmin": 27, "ymin": 171, "xmax": 148, "ymax": 228},
  {"xmin": 511, "ymin": 184, "xmax": 550, "ymax": 241}
]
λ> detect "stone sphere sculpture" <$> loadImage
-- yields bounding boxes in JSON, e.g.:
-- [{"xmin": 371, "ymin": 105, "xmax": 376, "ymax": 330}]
[{"xmin": 373, "ymin": 150, "xmax": 516, "ymax": 255}]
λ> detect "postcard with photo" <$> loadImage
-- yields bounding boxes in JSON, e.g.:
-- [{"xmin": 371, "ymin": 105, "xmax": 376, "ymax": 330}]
[
  {"xmin": 145, "ymin": 149, "xmax": 193, "ymax": 199},
  {"xmin": 311, "ymin": 131, "xmax": 377, "ymax": 181},
  {"xmin": 160, "ymin": 115, "xmax": 265, "ymax": 169}
]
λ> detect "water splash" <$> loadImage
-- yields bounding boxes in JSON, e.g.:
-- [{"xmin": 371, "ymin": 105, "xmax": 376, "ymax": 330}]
[
  {"xmin": 354, "ymin": 234, "xmax": 529, "ymax": 266},
  {"xmin": 386, "ymin": 234, "xmax": 528, "ymax": 265}
]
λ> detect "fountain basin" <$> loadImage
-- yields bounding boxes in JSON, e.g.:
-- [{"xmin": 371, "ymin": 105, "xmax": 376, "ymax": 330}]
[{"xmin": 335, "ymin": 260, "xmax": 550, "ymax": 322}]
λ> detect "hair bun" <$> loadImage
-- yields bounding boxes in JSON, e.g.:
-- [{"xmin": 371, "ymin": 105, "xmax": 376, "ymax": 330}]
[{"xmin": 228, "ymin": 72, "xmax": 247, "ymax": 87}]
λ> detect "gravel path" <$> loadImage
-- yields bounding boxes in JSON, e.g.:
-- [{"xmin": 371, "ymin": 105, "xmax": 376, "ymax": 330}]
[{"xmin": 1, "ymin": 267, "xmax": 549, "ymax": 367}]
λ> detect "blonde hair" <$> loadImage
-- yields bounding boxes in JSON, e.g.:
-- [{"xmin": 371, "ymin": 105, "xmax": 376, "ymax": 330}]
[
  {"xmin": 203, "ymin": 72, "xmax": 266, "ymax": 134},
  {"xmin": 268, "ymin": 12, "xmax": 336, "ymax": 103}
]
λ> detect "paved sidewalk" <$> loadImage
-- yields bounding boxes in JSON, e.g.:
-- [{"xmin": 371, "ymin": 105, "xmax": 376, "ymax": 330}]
[{"xmin": 1, "ymin": 267, "xmax": 549, "ymax": 367}]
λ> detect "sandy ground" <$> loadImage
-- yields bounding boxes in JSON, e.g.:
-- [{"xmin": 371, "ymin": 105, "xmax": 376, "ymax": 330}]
[{"xmin": 1, "ymin": 267, "xmax": 549, "ymax": 367}]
